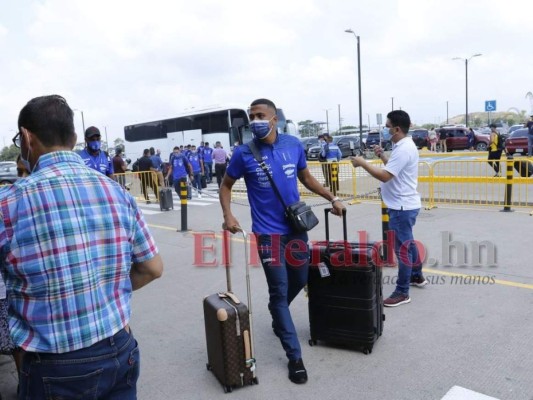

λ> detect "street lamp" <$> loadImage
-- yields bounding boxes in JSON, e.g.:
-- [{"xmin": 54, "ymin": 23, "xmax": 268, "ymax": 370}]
[
  {"xmin": 324, "ymin": 109, "xmax": 332, "ymax": 134},
  {"xmin": 345, "ymin": 28, "xmax": 363, "ymax": 143},
  {"xmin": 73, "ymin": 109, "xmax": 86, "ymax": 134},
  {"xmin": 452, "ymin": 53, "xmax": 482, "ymax": 127}
]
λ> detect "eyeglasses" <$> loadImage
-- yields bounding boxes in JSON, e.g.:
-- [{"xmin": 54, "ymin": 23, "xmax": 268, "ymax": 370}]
[{"xmin": 12, "ymin": 131, "xmax": 21, "ymax": 148}]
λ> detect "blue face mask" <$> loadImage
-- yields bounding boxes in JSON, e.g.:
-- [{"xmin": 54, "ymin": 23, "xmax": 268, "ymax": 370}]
[
  {"xmin": 250, "ymin": 117, "xmax": 274, "ymax": 140},
  {"xmin": 88, "ymin": 140, "xmax": 101, "ymax": 151}
]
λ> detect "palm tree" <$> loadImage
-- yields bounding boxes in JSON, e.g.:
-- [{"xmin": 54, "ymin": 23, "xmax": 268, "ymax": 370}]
[{"xmin": 526, "ymin": 92, "xmax": 533, "ymax": 115}]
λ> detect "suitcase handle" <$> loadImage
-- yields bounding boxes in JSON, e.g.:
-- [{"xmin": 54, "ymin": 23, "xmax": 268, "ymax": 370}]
[
  {"xmin": 324, "ymin": 208, "xmax": 348, "ymax": 246},
  {"xmin": 222, "ymin": 228, "xmax": 256, "ymax": 376}
]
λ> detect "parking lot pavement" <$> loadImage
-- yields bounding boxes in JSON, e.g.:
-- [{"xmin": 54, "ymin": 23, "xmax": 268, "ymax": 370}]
[{"xmin": 1, "ymin": 200, "xmax": 532, "ymax": 400}]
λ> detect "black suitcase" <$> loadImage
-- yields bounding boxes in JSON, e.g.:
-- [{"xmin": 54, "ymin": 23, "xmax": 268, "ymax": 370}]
[
  {"xmin": 201, "ymin": 175, "xmax": 207, "ymax": 189},
  {"xmin": 203, "ymin": 230, "xmax": 258, "ymax": 393},
  {"xmin": 308, "ymin": 208, "xmax": 384, "ymax": 354},
  {"xmin": 159, "ymin": 181, "xmax": 174, "ymax": 211},
  {"xmin": 513, "ymin": 160, "xmax": 533, "ymax": 177}
]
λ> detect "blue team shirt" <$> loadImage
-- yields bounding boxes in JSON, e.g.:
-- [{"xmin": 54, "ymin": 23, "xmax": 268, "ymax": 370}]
[
  {"xmin": 203, "ymin": 147, "xmax": 213, "ymax": 163},
  {"xmin": 150, "ymin": 154, "xmax": 163, "ymax": 171},
  {"xmin": 171, "ymin": 154, "xmax": 190, "ymax": 180},
  {"xmin": 226, "ymin": 134, "xmax": 307, "ymax": 234},
  {"xmin": 188, "ymin": 152, "xmax": 202, "ymax": 173},
  {"xmin": 78, "ymin": 149, "xmax": 114, "ymax": 176}
]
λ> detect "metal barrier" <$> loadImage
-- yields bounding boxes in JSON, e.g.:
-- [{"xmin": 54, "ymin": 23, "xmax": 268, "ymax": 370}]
[
  {"xmin": 428, "ymin": 158, "xmax": 533, "ymax": 209},
  {"xmin": 227, "ymin": 155, "xmax": 533, "ymax": 212},
  {"xmin": 115, "ymin": 171, "xmax": 160, "ymax": 203}
]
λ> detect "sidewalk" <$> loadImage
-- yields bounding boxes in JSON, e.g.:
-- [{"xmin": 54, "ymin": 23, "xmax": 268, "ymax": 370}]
[{"xmin": 1, "ymin": 201, "xmax": 532, "ymax": 400}]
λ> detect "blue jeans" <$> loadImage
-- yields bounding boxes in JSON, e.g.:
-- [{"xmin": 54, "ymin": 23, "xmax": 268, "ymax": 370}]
[
  {"xmin": 256, "ymin": 233, "xmax": 309, "ymax": 361},
  {"xmin": 19, "ymin": 328, "xmax": 139, "ymax": 400},
  {"xmin": 192, "ymin": 172, "xmax": 202, "ymax": 193},
  {"xmin": 204, "ymin": 162, "xmax": 213, "ymax": 182},
  {"xmin": 528, "ymin": 134, "xmax": 533, "ymax": 157},
  {"xmin": 388, "ymin": 209, "xmax": 422, "ymax": 295}
]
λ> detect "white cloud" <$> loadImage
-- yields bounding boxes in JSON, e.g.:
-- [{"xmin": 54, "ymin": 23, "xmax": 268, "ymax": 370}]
[{"xmin": 0, "ymin": 0, "xmax": 532, "ymax": 146}]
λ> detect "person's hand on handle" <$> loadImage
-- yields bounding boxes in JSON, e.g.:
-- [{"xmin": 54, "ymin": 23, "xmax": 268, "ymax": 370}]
[
  {"xmin": 331, "ymin": 199, "xmax": 345, "ymax": 216},
  {"xmin": 222, "ymin": 215, "xmax": 242, "ymax": 234}
]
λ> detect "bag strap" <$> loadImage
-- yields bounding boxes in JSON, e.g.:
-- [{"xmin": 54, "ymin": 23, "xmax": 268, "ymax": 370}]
[{"xmin": 247, "ymin": 140, "xmax": 288, "ymax": 210}]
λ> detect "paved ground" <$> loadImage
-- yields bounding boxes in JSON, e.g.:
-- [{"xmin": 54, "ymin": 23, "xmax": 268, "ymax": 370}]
[{"xmin": 1, "ymin": 181, "xmax": 532, "ymax": 400}]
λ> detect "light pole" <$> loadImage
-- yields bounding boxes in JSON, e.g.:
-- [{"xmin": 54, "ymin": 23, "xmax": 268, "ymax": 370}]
[
  {"xmin": 345, "ymin": 29, "xmax": 363, "ymax": 143},
  {"xmin": 446, "ymin": 101, "xmax": 449, "ymax": 124},
  {"xmin": 391, "ymin": 97, "xmax": 394, "ymax": 111},
  {"xmin": 324, "ymin": 109, "xmax": 332, "ymax": 134},
  {"xmin": 73, "ymin": 109, "xmax": 86, "ymax": 134},
  {"xmin": 452, "ymin": 54, "xmax": 482, "ymax": 127}
]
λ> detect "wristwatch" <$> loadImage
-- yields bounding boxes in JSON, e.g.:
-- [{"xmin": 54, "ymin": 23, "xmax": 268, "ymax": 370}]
[{"xmin": 331, "ymin": 196, "xmax": 340, "ymax": 204}]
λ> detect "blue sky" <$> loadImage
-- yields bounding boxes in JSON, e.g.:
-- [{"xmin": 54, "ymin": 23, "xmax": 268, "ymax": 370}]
[{"xmin": 1, "ymin": 0, "xmax": 532, "ymax": 147}]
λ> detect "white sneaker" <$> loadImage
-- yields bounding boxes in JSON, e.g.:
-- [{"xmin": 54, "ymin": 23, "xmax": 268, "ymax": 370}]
[{"xmin": 198, "ymin": 193, "xmax": 202, "ymax": 199}]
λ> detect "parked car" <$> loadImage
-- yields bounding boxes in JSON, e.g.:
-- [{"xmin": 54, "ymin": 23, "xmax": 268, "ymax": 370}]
[
  {"xmin": 306, "ymin": 135, "xmax": 362, "ymax": 160},
  {"xmin": 0, "ymin": 162, "xmax": 18, "ymax": 184},
  {"xmin": 504, "ymin": 128, "xmax": 529, "ymax": 155},
  {"xmin": 365, "ymin": 130, "xmax": 392, "ymax": 151},
  {"xmin": 508, "ymin": 124, "xmax": 525, "ymax": 136},
  {"xmin": 410, "ymin": 129, "xmax": 429, "ymax": 149},
  {"xmin": 438, "ymin": 127, "xmax": 490, "ymax": 151},
  {"xmin": 299, "ymin": 137, "xmax": 319, "ymax": 155}
]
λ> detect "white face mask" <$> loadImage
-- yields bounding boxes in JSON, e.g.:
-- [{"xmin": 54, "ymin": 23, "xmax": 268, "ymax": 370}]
[{"xmin": 20, "ymin": 130, "xmax": 33, "ymax": 173}]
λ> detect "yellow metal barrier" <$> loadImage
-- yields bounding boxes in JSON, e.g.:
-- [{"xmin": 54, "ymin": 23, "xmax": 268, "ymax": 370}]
[
  {"xmin": 115, "ymin": 171, "xmax": 160, "ymax": 203},
  {"xmin": 227, "ymin": 155, "xmax": 533, "ymax": 212}
]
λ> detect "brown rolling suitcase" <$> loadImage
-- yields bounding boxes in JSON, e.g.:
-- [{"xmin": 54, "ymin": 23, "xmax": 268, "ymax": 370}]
[{"xmin": 203, "ymin": 230, "xmax": 258, "ymax": 393}]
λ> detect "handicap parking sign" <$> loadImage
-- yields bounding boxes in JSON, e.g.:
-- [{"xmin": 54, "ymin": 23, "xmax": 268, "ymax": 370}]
[{"xmin": 485, "ymin": 100, "xmax": 496, "ymax": 112}]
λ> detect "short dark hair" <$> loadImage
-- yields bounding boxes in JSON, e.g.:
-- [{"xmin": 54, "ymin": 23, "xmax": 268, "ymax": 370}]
[
  {"xmin": 250, "ymin": 98, "xmax": 277, "ymax": 113},
  {"xmin": 115, "ymin": 148, "xmax": 123, "ymax": 156},
  {"xmin": 489, "ymin": 124, "xmax": 497, "ymax": 128},
  {"xmin": 387, "ymin": 110, "xmax": 411, "ymax": 134},
  {"xmin": 143, "ymin": 148, "xmax": 150, "ymax": 156},
  {"xmin": 149, "ymin": 147, "xmax": 155, "ymax": 155},
  {"xmin": 173, "ymin": 146, "xmax": 179, "ymax": 150},
  {"xmin": 18, "ymin": 95, "xmax": 75, "ymax": 147}
]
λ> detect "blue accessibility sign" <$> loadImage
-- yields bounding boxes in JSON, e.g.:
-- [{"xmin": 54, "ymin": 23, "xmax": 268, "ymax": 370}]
[{"xmin": 485, "ymin": 100, "xmax": 496, "ymax": 112}]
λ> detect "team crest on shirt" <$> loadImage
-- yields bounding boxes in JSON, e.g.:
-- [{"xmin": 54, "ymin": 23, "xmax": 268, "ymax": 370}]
[{"xmin": 283, "ymin": 163, "xmax": 296, "ymax": 179}]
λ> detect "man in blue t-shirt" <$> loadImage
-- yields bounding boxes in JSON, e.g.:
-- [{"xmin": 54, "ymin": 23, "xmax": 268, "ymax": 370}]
[
  {"xmin": 78, "ymin": 126, "xmax": 114, "ymax": 178},
  {"xmin": 220, "ymin": 98, "xmax": 345, "ymax": 385},
  {"xmin": 165, "ymin": 147, "xmax": 193, "ymax": 198},
  {"xmin": 202, "ymin": 142, "xmax": 214, "ymax": 183},
  {"xmin": 187, "ymin": 145, "xmax": 204, "ymax": 198}
]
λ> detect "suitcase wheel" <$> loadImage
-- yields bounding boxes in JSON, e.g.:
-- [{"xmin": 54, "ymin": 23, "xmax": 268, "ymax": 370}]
[
  {"xmin": 308, "ymin": 339, "xmax": 317, "ymax": 347},
  {"xmin": 252, "ymin": 377, "xmax": 259, "ymax": 385},
  {"xmin": 223, "ymin": 385, "xmax": 233, "ymax": 393},
  {"xmin": 363, "ymin": 347, "xmax": 372, "ymax": 355},
  {"xmin": 206, "ymin": 363, "xmax": 212, "ymax": 371}
]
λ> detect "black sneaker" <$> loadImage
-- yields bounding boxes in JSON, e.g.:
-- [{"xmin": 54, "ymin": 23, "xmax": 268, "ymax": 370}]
[
  {"xmin": 410, "ymin": 274, "xmax": 428, "ymax": 288},
  {"xmin": 288, "ymin": 358, "xmax": 308, "ymax": 384}
]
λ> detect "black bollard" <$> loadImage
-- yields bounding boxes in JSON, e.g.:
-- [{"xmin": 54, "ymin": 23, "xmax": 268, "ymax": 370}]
[
  {"xmin": 502, "ymin": 155, "xmax": 514, "ymax": 212},
  {"xmin": 180, "ymin": 180, "xmax": 188, "ymax": 231}
]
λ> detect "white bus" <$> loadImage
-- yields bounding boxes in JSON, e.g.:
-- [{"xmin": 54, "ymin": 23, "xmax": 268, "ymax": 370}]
[{"xmin": 124, "ymin": 104, "xmax": 300, "ymax": 162}]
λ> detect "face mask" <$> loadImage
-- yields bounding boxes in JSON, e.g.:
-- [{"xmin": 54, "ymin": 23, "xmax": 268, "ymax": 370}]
[
  {"xmin": 250, "ymin": 117, "xmax": 274, "ymax": 140},
  {"xmin": 20, "ymin": 131, "xmax": 32, "ymax": 173},
  {"xmin": 88, "ymin": 140, "xmax": 101, "ymax": 151}
]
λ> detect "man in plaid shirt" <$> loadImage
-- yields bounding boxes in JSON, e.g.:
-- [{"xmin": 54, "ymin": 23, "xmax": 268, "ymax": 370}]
[{"xmin": 0, "ymin": 95, "xmax": 163, "ymax": 399}]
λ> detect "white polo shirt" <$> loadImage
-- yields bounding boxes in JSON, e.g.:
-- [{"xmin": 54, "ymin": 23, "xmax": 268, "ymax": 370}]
[{"xmin": 381, "ymin": 137, "xmax": 421, "ymax": 210}]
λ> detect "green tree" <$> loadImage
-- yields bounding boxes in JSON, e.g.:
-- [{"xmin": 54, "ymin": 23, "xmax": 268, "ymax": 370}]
[
  {"xmin": 0, "ymin": 145, "xmax": 21, "ymax": 161},
  {"xmin": 298, "ymin": 120, "xmax": 314, "ymax": 137}
]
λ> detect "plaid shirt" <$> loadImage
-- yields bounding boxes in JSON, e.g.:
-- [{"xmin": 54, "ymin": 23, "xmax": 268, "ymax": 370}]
[{"xmin": 0, "ymin": 151, "xmax": 158, "ymax": 353}]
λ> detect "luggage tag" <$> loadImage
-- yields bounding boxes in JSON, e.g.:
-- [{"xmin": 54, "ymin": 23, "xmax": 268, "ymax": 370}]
[{"xmin": 318, "ymin": 262, "xmax": 330, "ymax": 278}]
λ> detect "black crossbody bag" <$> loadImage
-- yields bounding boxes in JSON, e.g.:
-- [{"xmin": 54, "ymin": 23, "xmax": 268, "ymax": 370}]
[{"xmin": 248, "ymin": 141, "xmax": 319, "ymax": 233}]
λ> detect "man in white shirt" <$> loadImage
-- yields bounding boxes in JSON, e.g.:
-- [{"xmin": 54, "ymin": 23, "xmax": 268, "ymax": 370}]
[{"xmin": 350, "ymin": 110, "xmax": 426, "ymax": 307}]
